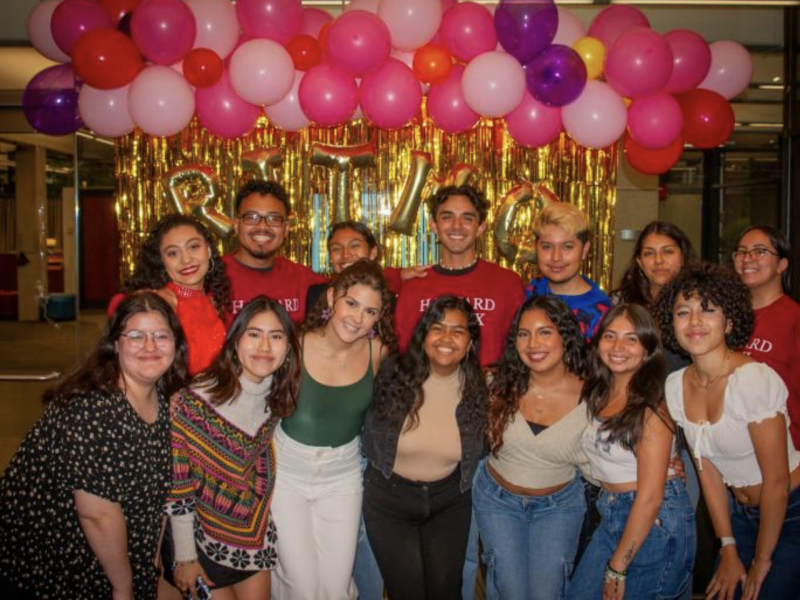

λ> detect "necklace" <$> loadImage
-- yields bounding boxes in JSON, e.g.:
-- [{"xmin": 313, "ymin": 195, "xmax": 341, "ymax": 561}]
[
  {"xmin": 439, "ymin": 256, "xmax": 478, "ymax": 271},
  {"xmin": 691, "ymin": 350, "xmax": 733, "ymax": 389}
]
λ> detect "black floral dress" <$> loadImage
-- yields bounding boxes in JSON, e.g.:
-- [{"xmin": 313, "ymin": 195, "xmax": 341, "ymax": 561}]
[{"xmin": 0, "ymin": 390, "xmax": 171, "ymax": 600}]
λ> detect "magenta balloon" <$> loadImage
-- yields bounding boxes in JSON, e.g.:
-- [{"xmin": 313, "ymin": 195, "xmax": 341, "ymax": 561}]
[
  {"xmin": 439, "ymin": 2, "xmax": 497, "ymax": 63},
  {"xmin": 236, "ymin": 0, "xmax": 302, "ymax": 46},
  {"xmin": 128, "ymin": 66, "xmax": 195, "ymax": 137},
  {"xmin": 78, "ymin": 83, "xmax": 135, "ymax": 137},
  {"xmin": 299, "ymin": 64, "xmax": 359, "ymax": 127},
  {"xmin": 605, "ymin": 28, "xmax": 673, "ymax": 99},
  {"xmin": 22, "ymin": 64, "xmax": 82, "ymax": 135},
  {"xmin": 505, "ymin": 90, "xmax": 562, "ymax": 148},
  {"xmin": 28, "ymin": 0, "xmax": 71, "ymax": 62},
  {"xmin": 627, "ymin": 92, "xmax": 683, "ymax": 150},
  {"xmin": 588, "ymin": 5, "xmax": 650, "ymax": 49},
  {"xmin": 663, "ymin": 29, "xmax": 711, "ymax": 94},
  {"xmin": 326, "ymin": 11, "xmax": 391, "ymax": 77},
  {"xmin": 186, "ymin": 0, "xmax": 240, "ymax": 59},
  {"xmin": 51, "ymin": 0, "xmax": 113, "ymax": 56},
  {"xmin": 360, "ymin": 58, "xmax": 422, "ymax": 129},
  {"xmin": 562, "ymin": 80, "xmax": 627, "ymax": 149},
  {"xmin": 265, "ymin": 71, "xmax": 310, "ymax": 131},
  {"xmin": 300, "ymin": 7, "xmax": 333, "ymax": 38},
  {"xmin": 699, "ymin": 40, "xmax": 753, "ymax": 100},
  {"xmin": 427, "ymin": 64, "xmax": 480, "ymax": 133},
  {"xmin": 196, "ymin": 70, "xmax": 261, "ymax": 139},
  {"xmin": 553, "ymin": 7, "xmax": 587, "ymax": 47},
  {"xmin": 131, "ymin": 0, "xmax": 196, "ymax": 65}
]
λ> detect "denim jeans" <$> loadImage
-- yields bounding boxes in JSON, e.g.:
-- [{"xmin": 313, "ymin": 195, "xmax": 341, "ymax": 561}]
[
  {"xmin": 473, "ymin": 461, "xmax": 586, "ymax": 600},
  {"xmin": 568, "ymin": 478, "xmax": 696, "ymax": 600},
  {"xmin": 729, "ymin": 484, "xmax": 800, "ymax": 600}
]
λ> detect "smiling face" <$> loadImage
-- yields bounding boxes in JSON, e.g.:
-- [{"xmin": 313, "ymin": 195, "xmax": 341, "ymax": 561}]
[
  {"xmin": 597, "ymin": 314, "xmax": 646, "ymax": 381},
  {"xmin": 159, "ymin": 225, "xmax": 211, "ymax": 290},
  {"xmin": 424, "ymin": 308, "xmax": 471, "ymax": 376},
  {"xmin": 515, "ymin": 308, "xmax": 566, "ymax": 376},
  {"xmin": 234, "ymin": 193, "xmax": 289, "ymax": 267},
  {"xmin": 326, "ymin": 283, "xmax": 383, "ymax": 344},
  {"xmin": 328, "ymin": 227, "xmax": 378, "ymax": 274},
  {"xmin": 733, "ymin": 229, "xmax": 788, "ymax": 295},
  {"xmin": 672, "ymin": 293, "xmax": 730, "ymax": 358},
  {"xmin": 117, "ymin": 311, "xmax": 176, "ymax": 390},
  {"xmin": 430, "ymin": 194, "xmax": 487, "ymax": 265},
  {"xmin": 535, "ymin": 224, "xmax": 590, "ymax": 286},
  {"xmin": 236, "ymin": 310, "xmax": 290, "ymax": 383},
  {"xmin": 637, "ymin": 232, "xmax": 684, "ymax": 296}
]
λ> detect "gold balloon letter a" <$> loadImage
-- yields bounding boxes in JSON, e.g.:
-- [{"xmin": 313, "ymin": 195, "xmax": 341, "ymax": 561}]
[
  {"xmin": 494, "ymin": 182, "xmax": 560, "ymax": 263},
  {"xmin": 162, "ymin": 165, "xmax": 235, "ymax": 238},
  {"xmin": 310, "ymin": 140, "xmax": 376, "ymax": 223}
]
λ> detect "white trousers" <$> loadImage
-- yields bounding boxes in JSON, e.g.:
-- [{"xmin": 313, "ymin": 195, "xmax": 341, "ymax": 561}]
[{"xmin": 271, "ymin": 424, "xmax": 362, "ymax": 600}]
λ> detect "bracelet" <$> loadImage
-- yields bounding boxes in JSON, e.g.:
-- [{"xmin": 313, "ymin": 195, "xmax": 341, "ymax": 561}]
[
  {"xmin": 604, "ymin": 562, "xmax": 627, "ymax": 583},
  {"xmin": 720, "ymin": 536, "xmax": 737, "ymax": 548}
]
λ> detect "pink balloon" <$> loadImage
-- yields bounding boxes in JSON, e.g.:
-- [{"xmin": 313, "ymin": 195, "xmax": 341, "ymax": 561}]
[
  {"xmin": 462, "ymin": 51, "xmax": 526, "ymax": 118},
  {"xmin": 588, "ymin": 5, "xmax": 650, "ymax": 49},
  {"xmin": 439, "ymin": 2, "xmax": 497, "ymax": 63},
  {"xmin": 605, "ymin": 28, "xmax": 673, "ymax": 99},
  {"xmin": 186, "ymin": 0, "xmax": 239, "ymax": 60},
  {"xmin": 360, "ymin": 58, "xmax": 422, "ymax": 129},
  {"xmin": 379, "ymin": 0, "xmax": 443, "ymax": 53},
  {"xmin": 78, "ymin": 83, "xmax": 135, "ymax": 137},
  {"xmin": 236, "ymin": 0, "xmax": 302, "ymax": 46},
  {"xmin": 128, "ymin": 65, "xmax": 195, "ymax": 137},
  {"xmin": 229, "ymin": 39, "xmax": 295, "ymax": 106},
  {"xmin": 562, "ymin": 80, "xmax": 627, "ymax": 149},
  {"xmin": 299, "ymin": 64, "xmax": 359, "ymax": 127},
  {"xmin": 300, "ymin": 7, "xmax": 332, "ymax": 38},
  {"xmin": 505, "ymin": 90, "xmax": 562, "ymax": 148},
  {"xmin": 265, "ymin": 71, "xmax": 310, "ymax": 131},
  {"xmin": 51, "ymin": 0, "xmax": 113, "ymax": 56},
  {"xmin": 699, "ymin": 40, "xmax": 753, "ymax": 100},
  {"xmin": 326, "ymin": 11, "xmax": 391, "ymax": 77},
  {"xmin": 553, "ymin": 7, "xmax": 587, "ymax": 47},
  {"xmin": 627, "ymin": 92, "xmax": 683, "ymax": 150},
  {"xmin": 663, "ymin": 29, "xmax": 711, "ymax": 94},
  {"xmin": 345, "ymin": 0, "xmax": 380, "ymax": 14},
  {"xmin": 131, "ymin": 0, "xmax": 196, "ymax": 65},
  {"xmin": 196, "ymin": 70, "xmax": 261, "ymax": 139},
  {"xmin": 427, "ymin": 64, "xmax": 480, "ymax": 133},
  {"xmin": 28, "ymin": 0, "xmax": 71, "ymax": 62}
]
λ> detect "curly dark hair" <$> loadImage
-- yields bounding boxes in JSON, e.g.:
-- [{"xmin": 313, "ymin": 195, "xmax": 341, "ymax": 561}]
[
  {"xmin": 191, "ymin": 297, "xmax": 299, "ymax": 418},
  {"xmin": 487, "ymin": 296, "xmax": 588, "ymax": 454},
  {"xmin": 735, "ymin": 224, "xmax": 792, "ymax": 295},
  {"xmin": 46, "ymin": 292, "xmax": 189, "ymax": 406},
  {"xmin": 654, "ymin": 262, "xmax": 754, "ymax": 353},
  {"xmin": 583, "ymin": 303, "xmax": 671, "ymax": 453},
  {"xmin": 234, "ymin": 179, "xmax": 291, "ymax": 214},
  {"xmin": 371, "ymin": 295, "xmax": 487, "ymax": 440},
  {"xmin": 427, "ymin": 184, "xmax": 490, "ymax": 224},
  {"xmin": 303, "ymin": 259, "xmax": 397, "ymax": 353},
  {"xmin": 124, "ymin": 213, "xmax": 230, "ymax": 320},
  {"xmin": 614, "ymin": 221, "xmax": 698, "ymax": 307}
]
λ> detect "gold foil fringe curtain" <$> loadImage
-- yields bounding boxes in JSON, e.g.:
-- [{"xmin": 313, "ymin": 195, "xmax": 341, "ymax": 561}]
[{"xmin": 115, "ymin": 112, "xmax": 617, "ymax": 290}]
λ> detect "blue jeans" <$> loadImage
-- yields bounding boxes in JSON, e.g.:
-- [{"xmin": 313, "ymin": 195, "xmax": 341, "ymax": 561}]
[
  {"xmin": 568, "ymin": 478, "xmax": 696, "ymax": 600},
  {"xmin": 729, "ymin": 484, "xmax": 800, "ymax": 600},
  {"xmin": 473, "ymin": 462, "xmax": 586, "ymax": 600},
  {"xmin": 353, "ymin": 457, "xmax": 383, "ymax": 600}
]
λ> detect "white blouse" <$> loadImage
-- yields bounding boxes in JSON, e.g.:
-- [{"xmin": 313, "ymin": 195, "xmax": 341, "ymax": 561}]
[{"xmin": 666, "ymin": 362, "xmax": 800, "ymax": 488}]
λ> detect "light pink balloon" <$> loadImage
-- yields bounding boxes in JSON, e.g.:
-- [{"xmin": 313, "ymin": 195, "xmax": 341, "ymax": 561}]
[
  {"xmin": 627, "ymin": 92, "xmax": 683, "ymax": 150},
  {"xmin": 462, "ymin": 51, "xmax": 526, "ymax": 118},
  {"xmin": 236, "ymin": 0, "xmax": 302, "ymax": 46},
  {"xmin": 326, "ymin": 11, "xmax": 391, "ymax": 77},
  {"xmin": 699, "ymin": 40, "xmax": 753, "ymax": 100},
  {"xmin": 185, "ymin": 0, "xmax": 240, "ymax": 60},
  {"xmin": 229, "ymin": 39, "xmax": 295, "ymax": 106},
  {"xmin": 562, "ymin": 80, "xmax": 627, "ymax": 149},
  {"xmin": 588, "ymin": 5, "xmax": 650, "ymax": 49},
  {"xmin": 427, "ymin": 64, "xmax": 480, "ymax": 133},
  {"xmin": 27, "ymin": 0, "xmax": 71, "ymax": 62},
  {"xmin": 300, "ymin": 7, "xmax": 332, "ymax": 37},
  {"xmin": 128, "ymin": 66, "xmax": 195, "ymax": 137},
  {"xmin": 345, "ymin": 0, "xmax": 380, "ymax": 14},
  {"xmin": 605, "ymin": 28, "xmax": 673, "ymax": 99},
  {"xmin": 439, "ymin": 2, "xmax": 497, "ymax": 63},
  {"xmin": 299, "ymin": 64, "xmax": 359, "ymax": 127},
  {"xmin": 78, "ymin": 83, "xmax": 135, "ymax": 137},
  {"xmin": 265, "ymin": 71, "xmax": 310, "ymax": 131},
  {"xmin": 196, "ymin": 70, "xmax": 261, "ymax": 139},
  {"xmin": 51, "ymin": 0, "xmax": 113, "ymax": 56},
  {"xmin": 379, "ymin": 0, "xmax": 442, "ymax": 52},
  {"xmin": 663, "ymin": 29, "xmax": 711, "ymax": 94},
  {"xmin": 553, "ymin": 7, "xmax": 587, "ymax": 48},
  {"xmin": 360, "ymin": 58, "xmax": 422, "ymax": 129},
  {"xmin": 505, "ymin": 91, "xmax": 562, "ymax": 148}
]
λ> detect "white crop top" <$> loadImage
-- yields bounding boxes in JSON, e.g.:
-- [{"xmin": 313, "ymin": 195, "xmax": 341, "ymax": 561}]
[{"xmin": 666, "ymin": 362, "xmax": 800, "ymax": 488}]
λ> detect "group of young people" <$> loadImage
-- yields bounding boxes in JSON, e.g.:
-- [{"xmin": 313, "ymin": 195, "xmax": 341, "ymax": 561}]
[{"xmin": 0, "ymin": 178, "xmax": 798, "ymax": 600}]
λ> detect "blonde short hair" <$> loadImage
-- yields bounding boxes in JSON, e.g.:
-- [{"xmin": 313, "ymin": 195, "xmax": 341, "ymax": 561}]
[{"xmin": 533, "ymin": 203, "xmax": 589, "ymax": 244}]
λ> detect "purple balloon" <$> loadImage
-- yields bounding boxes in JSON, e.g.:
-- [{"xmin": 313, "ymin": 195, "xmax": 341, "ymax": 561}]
[
  {"xmin": 23, "ymin": 64, "xmax": 83, "ymax": 136},
  {"xmin": 495, "ymin": 0, "xmax": 558, "ymax": 65},
  {"xmin": 525, "ymin": 44, "xmax": 587, "ymax": 107}
]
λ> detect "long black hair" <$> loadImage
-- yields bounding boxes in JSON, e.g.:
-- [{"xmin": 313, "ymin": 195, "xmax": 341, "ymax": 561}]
[{"xmin": 583, "ymin": 303, "xmax": 670, "ymax": 452}]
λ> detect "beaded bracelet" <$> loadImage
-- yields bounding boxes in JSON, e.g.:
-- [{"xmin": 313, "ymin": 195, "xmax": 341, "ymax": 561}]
[{"xmin": 604, "ymin": 562, "xmax": 628, "ymax": 583}]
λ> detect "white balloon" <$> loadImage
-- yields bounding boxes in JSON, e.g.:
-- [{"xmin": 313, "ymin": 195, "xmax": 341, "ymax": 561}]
[
  {"xmin": 553, "ymin": 8, "xmax": 587, "ymax": 47},
  {"xmin": 79, "ymin": 84, "xmax": 135, "ymax": 137},
  {"xmin": 27, "ymin": 0, "xmax": 70, "ymax": 63}
]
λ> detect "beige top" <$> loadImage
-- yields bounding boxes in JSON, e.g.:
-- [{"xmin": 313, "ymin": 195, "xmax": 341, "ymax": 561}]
[
  {"xmin": 489, "ymin": 402, "xmax": 592, "ymax": 489},
  {"xmin": 394, "ymin": 370, "xmax": 462, "ymax": 482}
]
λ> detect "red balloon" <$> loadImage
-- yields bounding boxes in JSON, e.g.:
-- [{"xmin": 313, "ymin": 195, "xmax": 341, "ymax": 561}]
[
  {"xmin": 287, "ymin": 35, "xmax": 322, "ymax": 72},
  {"xmin": 677, "ymin": 88, "xmax": 735, "ymax": 149},
  {"xmin": 72, "ymin": 27, "xmax": 144, "ymax": 89},
  {"xmin": 624, "ymin": 133, "xmax": 684, "ymax": 175},
  {"xmin": 413, "ymin": 43, "xmax": 453, "ymax": 85},
  {"xmin": 183, "ymin": 48, "xmax": 223, "ymax": 88},
  {"xmin": 98, "ymin": 0, "xmax": 142, "ymax": 25}
]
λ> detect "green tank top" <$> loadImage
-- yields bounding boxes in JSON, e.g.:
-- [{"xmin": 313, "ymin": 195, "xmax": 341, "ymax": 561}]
[{"xmin": 281, "ymin": 339, "xmax": 374, "ymax": 447}]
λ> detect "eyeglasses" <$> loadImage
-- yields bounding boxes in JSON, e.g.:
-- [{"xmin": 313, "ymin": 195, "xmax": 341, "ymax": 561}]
[
  {"xmin": 731, "ymin": 247, "xmax": 779, "ymax": 262},
  {"xmin": 238, "ymin": 212, "xmax": 286, "ymax": 227},
  {"xmin": 120, "ymin": 330, "xmax": 174, "ymax": 349}
]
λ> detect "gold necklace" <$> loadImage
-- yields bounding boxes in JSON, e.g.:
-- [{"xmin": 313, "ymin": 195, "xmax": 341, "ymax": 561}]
[{"xmin": 691, "ymin": 350, "xmax": 732, "ymax": 389}]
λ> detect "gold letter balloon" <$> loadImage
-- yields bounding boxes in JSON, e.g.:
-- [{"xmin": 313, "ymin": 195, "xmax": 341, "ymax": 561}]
[
  {"xmin": 162, "ymin": 165, "xmax": 235, "ymax": 238},
  {"xmin": 494, "ymin": 182, "xmax": 560, "ymax": 264}
]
